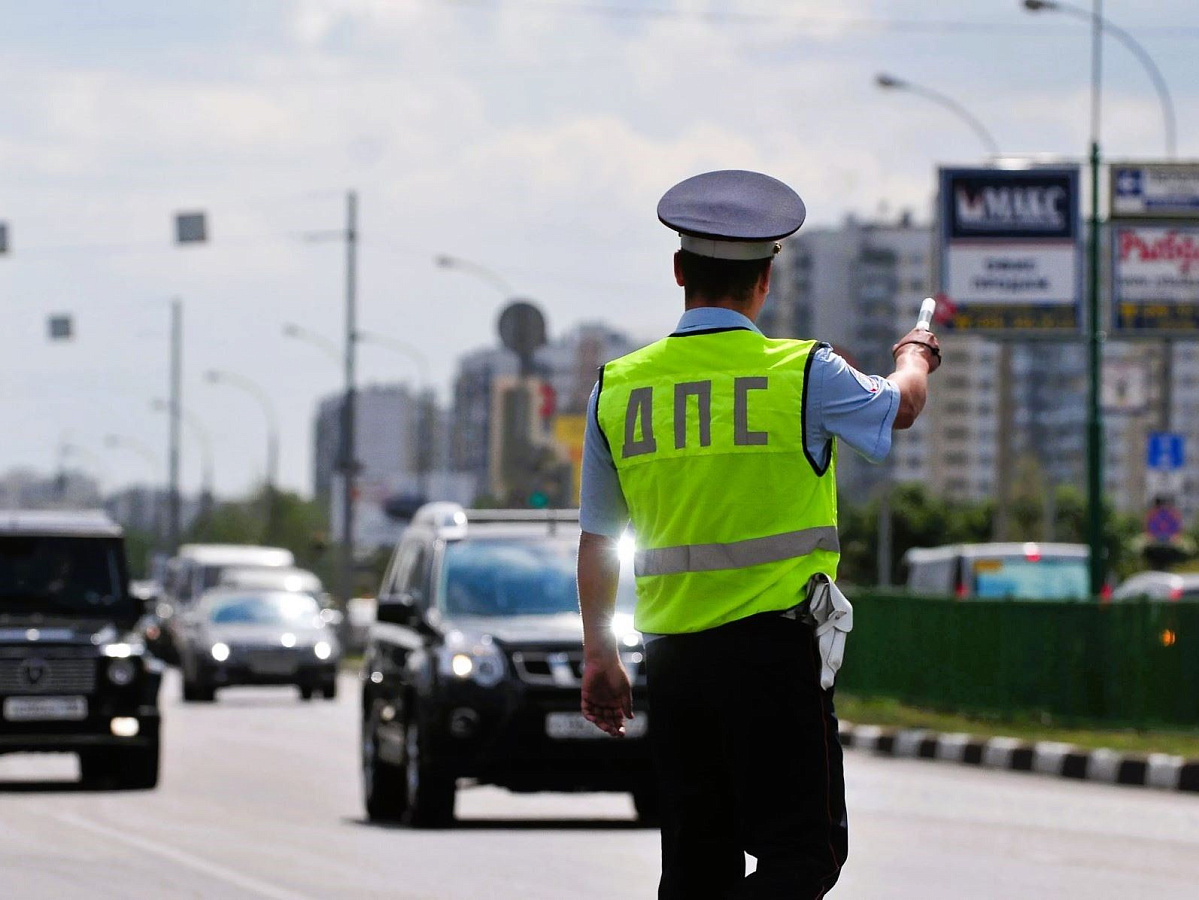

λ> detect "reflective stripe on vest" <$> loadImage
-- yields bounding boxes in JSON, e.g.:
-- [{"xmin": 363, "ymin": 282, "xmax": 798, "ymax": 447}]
[{"xmin": 634, "ymin": 524, "xmax": 840, "ymax": 577}]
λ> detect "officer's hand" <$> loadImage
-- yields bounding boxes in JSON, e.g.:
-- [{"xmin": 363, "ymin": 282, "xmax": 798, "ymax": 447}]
[
  {"xmin": 581, "ymin": 655, "xmax": 633, "ymax": 738},
  {"xmin": 892, "ymin": 328, "xmax": 941, "ymax": 374}
]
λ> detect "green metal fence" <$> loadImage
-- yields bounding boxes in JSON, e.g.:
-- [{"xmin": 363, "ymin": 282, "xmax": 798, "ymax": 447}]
[{"xmin": 838, "ymin": 594, "xmax": 1199, "ymax": 729}]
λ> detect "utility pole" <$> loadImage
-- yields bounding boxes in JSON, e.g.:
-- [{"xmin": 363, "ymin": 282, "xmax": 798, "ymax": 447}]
[
  {"xmin": 168, "ymin": 298, "xmax": 183, "ymax": 553},
  {"xmin": 340, "ymin": 191, "xmax": 358, "ymax": 604},
  {"xmin": 1085, "ymin": 0, "xmax": 1106, "ymax": 596}
]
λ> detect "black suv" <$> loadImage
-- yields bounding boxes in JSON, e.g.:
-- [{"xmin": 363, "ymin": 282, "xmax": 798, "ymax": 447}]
[
  {"xmin": 361, "ymin": 504, "xmax": 654, "ymax": 828},
  {"xmin": 0, "ymin": 511, "xmax": 162, "ymax": 789}
]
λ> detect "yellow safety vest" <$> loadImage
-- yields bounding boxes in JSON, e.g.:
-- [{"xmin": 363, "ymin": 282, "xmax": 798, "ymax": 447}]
[{"xmin": 596, "ymin": 328, "xmax": 840, "ymax": 634}]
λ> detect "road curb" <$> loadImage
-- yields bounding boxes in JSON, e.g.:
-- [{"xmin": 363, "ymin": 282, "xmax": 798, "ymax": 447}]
[{"xmin": 839, "ymin": 721, "xmax": 1199, "ymax": 794}]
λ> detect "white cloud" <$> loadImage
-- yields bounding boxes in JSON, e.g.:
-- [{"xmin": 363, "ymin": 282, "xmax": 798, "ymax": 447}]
[{"xmin": 0, "ymin": 0, "xmax": 1196, "ymax": 495}]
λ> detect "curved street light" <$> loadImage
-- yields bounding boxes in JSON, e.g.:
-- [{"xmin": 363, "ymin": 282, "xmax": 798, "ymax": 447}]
[
  {"xmin": 875, "ymin": 73, "xmax": 1000, "ymax": 157},
  {"xmin": 204, "ymin": 369, "xmax": 279, "ymax": 503},
  {"xmin": 151, "ymin": 399, "xmax": 214, "ymax": 506},
  {"xmin": 104, "ymin": 434, "xmax": 161, "ymax": 476},
  {"xmin": 356, "ymin": 330, "xmax": 431, "ymax": 386},
  {"xmin": 1023, "ymin": 0, "xmax": 1176, "ymax": 157},
  {"xmin": 434, "ymin": 254, "xmax": 513, "ymax": 297},
  {"xmin": 104, "ymin": 433, "xmax": 163, "ymax": 544},
  {"xmin": 282, "ymin": 322, "xmax": 341, "ymax": 364}
]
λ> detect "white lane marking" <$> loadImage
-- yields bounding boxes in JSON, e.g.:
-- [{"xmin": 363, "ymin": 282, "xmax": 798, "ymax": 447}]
[{"xmin": 52, "ymin": 811, "xmax": 316, "ymax": 900}]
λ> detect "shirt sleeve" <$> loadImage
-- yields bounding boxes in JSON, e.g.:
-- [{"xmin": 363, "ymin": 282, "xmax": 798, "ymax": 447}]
[
  {"xmin": 806, "ymin": 345, "xmax": 899, "ymax": 466},
  {"xmin": 579, "ymin": 381, "xmax": 630, "ymax": 538}
]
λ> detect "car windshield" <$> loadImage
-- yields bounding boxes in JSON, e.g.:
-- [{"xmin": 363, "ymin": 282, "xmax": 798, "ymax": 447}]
[
  {"xmin": 970, "ymin": 557, "xmax": 1089, "ymax": 601},
  {"xmin": 207, "ymin": 592, "xmax": 320, "ymax": 625},
  {"xmin": 0, "ymin": 535, "xmax": 134, "ymax": 618},
  {"xmin": 438, "ymin": 538, "xmax": 637, "ymax": 618}
]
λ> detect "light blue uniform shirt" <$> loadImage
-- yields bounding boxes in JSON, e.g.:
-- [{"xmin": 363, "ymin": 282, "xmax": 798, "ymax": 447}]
[{"xmin": 580, "ymin": 307, "xmax": 900, "ymax": 538}]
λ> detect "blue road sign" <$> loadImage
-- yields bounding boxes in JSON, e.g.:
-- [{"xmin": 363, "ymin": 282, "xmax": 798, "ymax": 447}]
[
  {"xmin": 1147, "ymin": 505, "xmax": 1184, "ymax": 542},
  {"xmin": 1147, "ymin": 432, "xmax": 1185, "ymax": 471}
]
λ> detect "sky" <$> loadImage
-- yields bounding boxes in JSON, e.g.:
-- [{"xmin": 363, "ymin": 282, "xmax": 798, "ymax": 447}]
[{"xmin": 1, "ymin": 0, "xmax": 1197, "ymax": 498}]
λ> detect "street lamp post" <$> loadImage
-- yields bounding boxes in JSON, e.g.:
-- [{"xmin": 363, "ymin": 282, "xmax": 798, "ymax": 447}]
[
  {"xmin": 1022, "ymin": 0, "xmax": 1143, "ymax": 595},
  {"xmin": 874, "ymin": 74, "xmax": 1006, "ymax": 578},
  {"xmin": 205, "ymin": 369, "xmax": 279, "ymax": 536},
  {"xmin": 434, "ymin": 254, "xmax": 514, "ymax": 297},
  {"xmin": 1023, "ymin": 0, "xmax": 1176, "ymax": 159},
  {"xmin": 1024, "ymin": 1, "xmax": 1184, "ymax": 590},
  {"xmin": 875, "ymin": 74, "xmax": 1001, "ymax": 157},
  {"xmin": 104, "ymin": 434, "xmax": 163, "ymax": 545},
  {"xmin": 283, "ymin": 322, "xmax": 341, "ymax": 364},
  {"xmin": 151, "ymin": 399, "xmax": 214, "ymax": 515}
]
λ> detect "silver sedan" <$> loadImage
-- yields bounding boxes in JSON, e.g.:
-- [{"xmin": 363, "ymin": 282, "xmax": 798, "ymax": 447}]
[{"xmin": 176, "ymin": 588, "xmax": 341, "ymax": 702}]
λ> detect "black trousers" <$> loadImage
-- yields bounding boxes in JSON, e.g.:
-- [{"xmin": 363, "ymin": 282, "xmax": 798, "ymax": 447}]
[{"xmin": 645, "ymin": 611, "xmax": 848, "ymax": 899}]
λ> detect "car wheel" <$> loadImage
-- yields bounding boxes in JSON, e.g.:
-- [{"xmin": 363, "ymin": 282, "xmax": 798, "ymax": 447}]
[
  {"xmin": 299, "ymin": 685, "xmax": 315, "ymax": 701},
  {"xmin": 401, "ymin": 714, "xmax": 455, "ymax": 829},
  {"xmin": 362, "ymin": 709, "xmax": 407, "ymax": 822},
  {"xmin": 321, "ymin": 680, "xmax": 338, "ymax": 700},
  {"xmin": 631, "ymin": 781, "xmax": 660, "ymax": 827}
]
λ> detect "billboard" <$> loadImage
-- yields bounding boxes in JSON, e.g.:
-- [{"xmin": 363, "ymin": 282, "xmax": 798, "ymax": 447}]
[
  {"xmin": 937, "ymin": 167, "xmax": 1082, "ymax": 332},
  {"xmin": 1111, "ymin": 223, "xmax": 1199, "ymax": 332},
  {"xmin": 1111, "ymin": 163, "xmax": 1199, "ymax": 219}
]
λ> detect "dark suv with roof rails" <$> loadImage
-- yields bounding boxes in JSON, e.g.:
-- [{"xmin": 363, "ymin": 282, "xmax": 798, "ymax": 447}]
[
  {"xmin": 360, "ymin": 503, "xmax": 654, "ymax": 828},
  {"xmin": 0, "ymin": 511, "xmax": 162, "ymax": 789}
]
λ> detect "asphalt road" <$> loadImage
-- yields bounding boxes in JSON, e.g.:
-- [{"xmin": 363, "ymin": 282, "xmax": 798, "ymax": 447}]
[{"xmin": 2, "ymin": 672, "xmax": 1197, "ymax": 899}]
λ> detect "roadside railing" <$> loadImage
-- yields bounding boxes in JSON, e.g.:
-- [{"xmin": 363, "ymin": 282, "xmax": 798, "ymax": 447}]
[{"xmin": 839, "ymin": 593, "xmax": 1199, "ymax": 729}]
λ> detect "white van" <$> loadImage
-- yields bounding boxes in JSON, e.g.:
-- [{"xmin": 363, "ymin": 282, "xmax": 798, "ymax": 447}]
[
  {"xmin": 903, "ymin": 542, "xmax": 1091, "ymax": 601},
  {"xmin": 166, "ymin": 544, "xmax": 295, "ymax": 608}
]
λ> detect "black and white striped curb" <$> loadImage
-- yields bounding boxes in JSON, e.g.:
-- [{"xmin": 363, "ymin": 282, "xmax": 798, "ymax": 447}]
[{"xmin": 839, "ymin": 722, "xmax": 1199, "ymax": 794}]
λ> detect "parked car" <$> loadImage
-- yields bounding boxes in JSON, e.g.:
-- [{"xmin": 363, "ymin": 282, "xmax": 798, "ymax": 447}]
[
  {"xmin": 176, "ymin": 588, "xmax": 340, "ymax": 702},
  {"xmin": 903, "ymin": 542, "xmax": 1091, "ymax": 600},
  {"xmin": 0, "ymin": 510, "xmax": 162, "ymax": 789},
  {"xmin": 1112, "ymin": 571, "xmax": 1199, "ymax": 602},
  {"xmin": 360, "ymin": 503, "xmax": 653, "ymax": 828}
]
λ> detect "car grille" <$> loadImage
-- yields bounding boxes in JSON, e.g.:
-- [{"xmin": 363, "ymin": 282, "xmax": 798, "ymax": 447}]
[
  {"xmin": 0, "ymin": 657, "xmax": 97, "ymax": 695},
  {"xmin": 510, "ymin": 650, "xmax": 645, "ymax": 688}
]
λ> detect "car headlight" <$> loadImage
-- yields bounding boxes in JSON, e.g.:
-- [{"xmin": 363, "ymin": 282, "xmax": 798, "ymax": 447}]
[
  {"xmin": 438, "ymin": 633, "xmax": 505, "ymax": 688},
  {"xmin": 314, "ymin": 641, "xmax": 333, "ymax": 661},
  {"xmin": 107, "ymin": 658, "xmax": 137, "ymax": 686},
  {"xmin": 211, "ymin": 642, "xmax": 231, "ymax": 662},
  {"xmin": 102, "ymin": 641, "xmax": 145, "ymax": 658}
]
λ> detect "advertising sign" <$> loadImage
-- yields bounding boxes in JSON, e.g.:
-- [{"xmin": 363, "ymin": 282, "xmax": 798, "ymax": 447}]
[
  {"xmin": 1111, "ymin": 223, "xmax": 1199, "ymax": 332},
  {"xmin": 1111, "ymin": 163, "xmax": 1199, "ymax": 220},
  {"xmin": 937, "ymin": 167, "xmax": 1082, "ymax": 332}
]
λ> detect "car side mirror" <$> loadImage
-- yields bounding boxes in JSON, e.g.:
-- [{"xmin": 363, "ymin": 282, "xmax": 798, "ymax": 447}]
[{"xmin": 319, "ymin": 608, "xmax": 344, "ymax": 627}]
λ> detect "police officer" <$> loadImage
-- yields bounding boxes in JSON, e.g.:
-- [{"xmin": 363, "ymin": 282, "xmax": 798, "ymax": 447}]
[{"xmin": 577, "ymin": 170, "xmax": 940, "ymax": 899}]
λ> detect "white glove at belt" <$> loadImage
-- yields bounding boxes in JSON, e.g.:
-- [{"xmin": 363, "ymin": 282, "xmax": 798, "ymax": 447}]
[{"xmin": 804, "ymin": 574, "xmax": 854, "ymax": 690}]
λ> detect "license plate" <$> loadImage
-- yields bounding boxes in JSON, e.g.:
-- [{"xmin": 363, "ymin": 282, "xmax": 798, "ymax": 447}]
[
  {"xmin": 546, "ymin": 711, "xmax": 647, "ymax": 740},
  {"xmin": 248, "ymin": 655, "xmax": 298, "ymax": 676},
  {"xmin": 3, "ymin": 695, "xmax": 88, "ymax": 722}
]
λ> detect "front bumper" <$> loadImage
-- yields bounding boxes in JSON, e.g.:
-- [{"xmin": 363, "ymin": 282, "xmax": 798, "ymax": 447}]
[
  {"xmin": 0, "ymin": 706, "xmax": 160, "ymax": 755},
  {"xmin": 200, "ymin": 659, "xmax": 338, "ymax": 688},
  {"xmin": 415, "ymin": 679, "xmax": 654, "ymax": 792}
]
